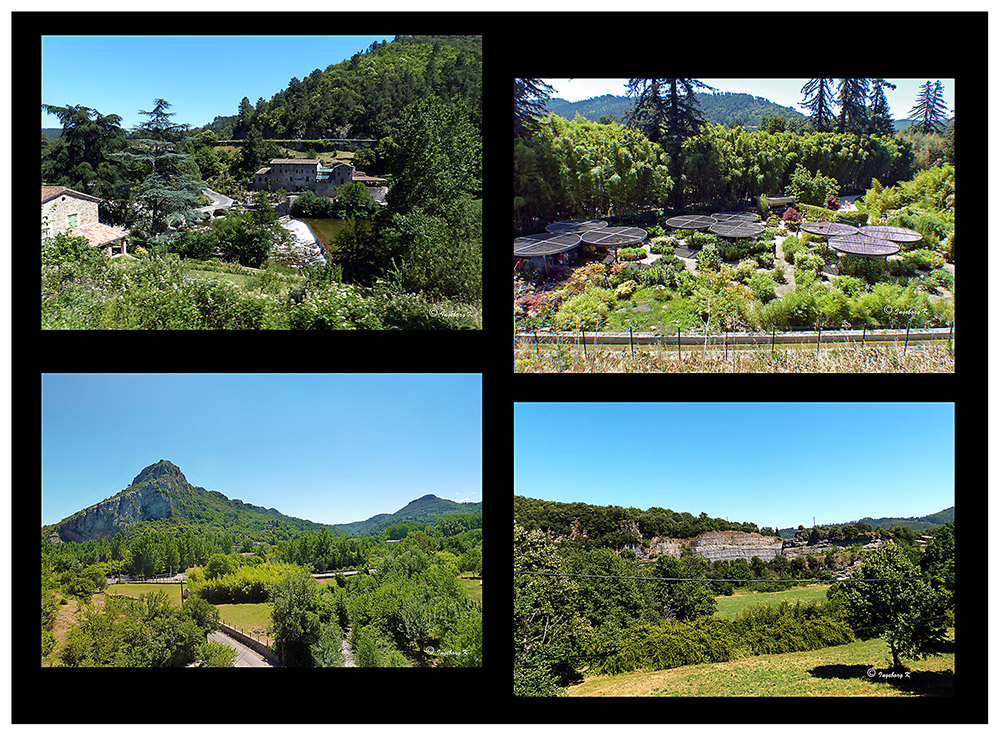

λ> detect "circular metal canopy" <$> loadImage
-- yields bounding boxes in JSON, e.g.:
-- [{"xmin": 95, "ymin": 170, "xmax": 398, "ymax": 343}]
[
  {"xmin": 828, "ymin": 233, "xmax": 900, "ymax": 257},
  {"xmin": 800, "ymin": 221, "xmax": 860, "ymax": 238},
  {"xmin": 546, "ymin": 219, "xmax": 608, "ymax": 234},
  {"xmin": 513, "ymin": 232, "xmax": 582, "ymax": 257},
  {"xmin": 712, "ymin": 211, "xmax": 760, "ymax": 223},
  {"xmin": 665, "ymin": 214, "xmax": 717, "ymax": 230},
  {"xmin": 710, "ymin": 221, "xmax": 766, "ymax": 239},
  {"xmin": 859, "ymin": 225, "xmax": 923, "ymax": 243},
  {"xmin": 580, "ymin": 226, "xmax": 648, "ymax": 247}
]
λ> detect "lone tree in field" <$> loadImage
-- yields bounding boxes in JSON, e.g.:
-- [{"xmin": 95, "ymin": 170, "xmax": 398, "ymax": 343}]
[{"xmin": 828, "ymin": 540, "xmax": 951, "ymax": 669}]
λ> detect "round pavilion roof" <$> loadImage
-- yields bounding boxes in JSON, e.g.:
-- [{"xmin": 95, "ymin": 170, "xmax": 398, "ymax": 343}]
[
  {"xmin": 828, "ymin": 233, "xmax": 901, "ymax": 257},
  {"xmin": 580, "ymin": 226, "xmax": 648, "ymax": 247},
  {"xmin": 545, "ymin": 219, "xmax": 609, "ymax": 235},
  {"xmin": 710, "ymin": 221, "xmax": 765, "ymax": 239},
  {"xmin": 800, "ymin": 221, "xmax": 860, "ymax": 238},
  {"xmin": 665, "ymin": 214, "xmax": 717, "ymax": 231},
  {"xmin": 513, "ymin": 232, "xmax": 582, "ymax": 257},
  {"xmin": 859, "ymin": 225, "xmax": 923, "ymax": 243}
]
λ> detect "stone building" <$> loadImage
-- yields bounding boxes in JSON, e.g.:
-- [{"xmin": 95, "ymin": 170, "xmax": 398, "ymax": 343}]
[
  {"xmin": 41, "ymin": 186, "xmax": 129, "ymax": 257},
  {"xmin": 252, "ymin": 158, "xmax": 355, "ymax": 196}
]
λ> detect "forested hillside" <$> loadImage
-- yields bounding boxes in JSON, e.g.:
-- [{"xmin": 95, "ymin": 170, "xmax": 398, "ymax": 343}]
[
  {"xmin": 514, "ymin": 494, "xmax": 771, "ymax": 548},
  {"xmin": 545, "ymin": 91, "xmax": 806, "ymax": 128},
  {"xmin": 200, "ymin": 35, "xmax": 482, "ymax": 140}
]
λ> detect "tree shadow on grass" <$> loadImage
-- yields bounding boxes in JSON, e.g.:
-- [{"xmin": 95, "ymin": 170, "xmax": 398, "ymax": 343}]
[{"xmin": 809, "ymin": 664, "xmax": 955, "ymax": 696}]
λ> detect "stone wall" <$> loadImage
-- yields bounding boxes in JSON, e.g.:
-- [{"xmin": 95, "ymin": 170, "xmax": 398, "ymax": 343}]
[{"xmin": 42, "ymin": 191, "xmax": 100, "ymax": 237}]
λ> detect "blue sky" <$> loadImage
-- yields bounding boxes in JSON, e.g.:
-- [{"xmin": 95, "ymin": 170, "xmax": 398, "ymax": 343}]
[
  {"xmin": 41, "ymin": 36, "xmax": 394, "ymax": 130},
  {"xmin": 41, "ymin": 374, "xmax": 481, "ymax": 526},
  {"xmin": 514, "ymin": 403, "xmax": 954, "ymax": 530},
  {"xmin": 541, "ymin": 79, "xmax": 956, "ymax": 122}
]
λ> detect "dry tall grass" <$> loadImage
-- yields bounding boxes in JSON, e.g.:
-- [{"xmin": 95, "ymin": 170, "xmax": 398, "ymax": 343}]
[{"xmin": 514, "ymin": 341, "xmax": 955, "ymax": 373}]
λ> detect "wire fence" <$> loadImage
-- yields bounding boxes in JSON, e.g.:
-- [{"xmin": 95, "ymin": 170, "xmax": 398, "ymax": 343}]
[{"xmin": 514, "ymin": 571, "xmax": 955, "ymax": 584}]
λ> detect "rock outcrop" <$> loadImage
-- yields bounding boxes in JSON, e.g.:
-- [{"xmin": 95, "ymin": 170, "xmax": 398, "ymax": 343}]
[
  {"xmin": 780, "ymin": 527, "xmax": 883, "ymax": 558},
  {"xmin": 690, "ymin": 531, "xmax": 785, "ymax": 562},
  {"xmin": 637, "ymin": 527, "xmax": 882, "ymax": 564},
  {"xmin": 48, "ymin": 460, "xmax": 180, "ymax": 543}
]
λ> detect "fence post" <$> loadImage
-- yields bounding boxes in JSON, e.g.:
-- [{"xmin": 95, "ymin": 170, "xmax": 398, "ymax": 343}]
[
  {"xmin": 948, "ymin": 321, "xmax": 953, "ymax": 356},
  {"xmin": 816, "ymin": 321, "xmax": 821, "ymax": 355},
  {"xmin": 581, "ymin": 327, "xmax": 586, "ymax": 360},
  {"xmin": 862, "ymin": 324, "xmax": 866, "ymax": 349},
  {"xmin": 629, "ymin": 326, "xmax": 634, "ymax": 357},
  {"xmin": 904, "ymin": 320, "xmax": 911, "ymax": 355}
]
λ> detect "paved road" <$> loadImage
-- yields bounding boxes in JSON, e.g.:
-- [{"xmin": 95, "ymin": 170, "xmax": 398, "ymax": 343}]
[
  {"xmin": 197, "ymin": 188, "xmax": 235, "ymax": 216},
  {"xmin": 208, "ymin": 630, "xmax": 280, "ymax": 668}
]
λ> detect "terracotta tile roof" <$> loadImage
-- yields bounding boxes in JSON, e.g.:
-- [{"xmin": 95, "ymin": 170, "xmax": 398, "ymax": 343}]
[
  {"xmin": 41, "ymin": 186, "xmax": 101, "ymax": 204},
  {"xmin": 69, "ymin": 222, "xmax": 129, "ymax": 247}
]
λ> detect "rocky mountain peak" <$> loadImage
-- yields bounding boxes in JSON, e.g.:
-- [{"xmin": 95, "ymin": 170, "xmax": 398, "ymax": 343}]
[{"xmin": 129, "ymin": 459, "xmax": 186, "ymax": 488}]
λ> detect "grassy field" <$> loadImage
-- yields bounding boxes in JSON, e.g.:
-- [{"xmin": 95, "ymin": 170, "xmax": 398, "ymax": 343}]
[
  {"xmin": 714, "ymin": 584, "xmax": 832, "ymax": 619},
  {"xmin": 566, "ymin": 629, "xmax": 955, "ymax": 697},
  {"xmin": 107, "ymin": 582, "xmax": 183, "ymax": 606}
]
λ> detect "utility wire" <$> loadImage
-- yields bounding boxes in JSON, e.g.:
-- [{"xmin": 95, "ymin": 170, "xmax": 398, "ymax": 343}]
[{"xmin": 514, "ymin": 570, "xmax": 954, "ymax": 583}]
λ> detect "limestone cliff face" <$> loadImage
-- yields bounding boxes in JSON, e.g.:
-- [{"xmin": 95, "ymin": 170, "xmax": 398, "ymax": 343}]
[
  {"xmin": 690, "ymin": 531, "xmax": 785, "ymax": 562},
  {"xmin": 643, "ymin": 531, "xmax": 783, "ymax": 562},
  {"xmin": 639, "ymin": 528, "xmax": 881, "ymax": 564},
  {"xmin": 780, "ymin": 527, "xmax": 883, "ymax": 558},
  {"xmin": 50, "ymin": 460, "xmax": 180, "ymax": 543}
]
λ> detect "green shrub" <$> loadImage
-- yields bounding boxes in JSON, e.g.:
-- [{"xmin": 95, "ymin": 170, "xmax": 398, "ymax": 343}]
[
  {"xmin": 787, "ymin": 164, "xmax": 840, "ymax": 207},
  {"xmin": 747, "ymin": 271, "xmax": 776, "ymax": 302},
  {"xmin": 696, "ymin": 244, "xmax": 722, "ymax": 271},
  {"xmin": 618, "ymin": 247, "xmax": 646, "ymax": 261},
  {"xmin": 553, "ymin": 286, "xmax": 614, "ymax": 331}
]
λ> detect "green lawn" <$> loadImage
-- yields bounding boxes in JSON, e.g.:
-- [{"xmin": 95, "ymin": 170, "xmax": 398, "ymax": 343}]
[
  {"xmin": 106, "ymin": 582, "xmax": 183, "ymax": 607},
  {"xmin": 567, "ymin": 629, "xmax": 954, "ymax": 697},
  {"xmin": 714, "ymin": 583, "xmax": 832, "ymax": 619}
]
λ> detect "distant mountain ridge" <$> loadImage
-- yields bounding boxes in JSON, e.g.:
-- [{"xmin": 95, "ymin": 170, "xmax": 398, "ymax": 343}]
[
  {"xmin": 333, "ymin": 493, "xmax": 482, "ymax": 536},
  {"xmin": 778, "ymin": 506, "xmax": 954, "ymax": 539},
  {"xmin": 43, "ymin": 460, "xmax": 481, "ymax": 543}
]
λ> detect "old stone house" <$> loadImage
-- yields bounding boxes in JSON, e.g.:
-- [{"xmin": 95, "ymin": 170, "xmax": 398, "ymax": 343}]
[
  {"xmin": 41, "ymin": 186, "xmax": 129, "ymax": 257},
  {"xmin": 252, "ymin": 158, "xmax": 355, "ymax": 196}
]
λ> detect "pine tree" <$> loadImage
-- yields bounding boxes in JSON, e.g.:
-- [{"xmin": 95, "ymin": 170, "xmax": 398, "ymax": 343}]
[
  {"xmin": 513, "ymin": 78, "xmax": 555, "ymax": 138},
  {"xmin": 909, "ymin": 80, "xmax": 950, "ymax": 134},
  {"xmin": 869, "ymin": 79, "xmax": 897, "ymax": 135},
  {"xmin": 115, "ymin": 99, "xmax": 204, "ymax": 241},
  {"xmin": 799, "ymin": 78, "xmax": 837, "ymax": 132},
  {"xmin": 836, "ymin": 78, "xmax": 870, "ymax": 134}
]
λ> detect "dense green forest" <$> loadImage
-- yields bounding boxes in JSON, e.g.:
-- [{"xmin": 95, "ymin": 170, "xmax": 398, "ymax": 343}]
[
  {"xmin": 200, "ymin": 35, "xmax": 482, "ymax": 140},
  {"xmin": 514, "ymin": 494, "xmax": 773, "ymax": 548}
]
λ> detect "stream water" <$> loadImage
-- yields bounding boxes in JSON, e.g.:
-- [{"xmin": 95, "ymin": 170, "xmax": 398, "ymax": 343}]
[{"xmin": 273, "ymin": 218, "xmax": 328, "ymax": 270}]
